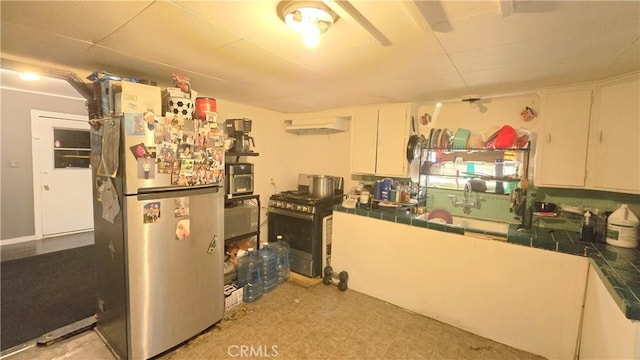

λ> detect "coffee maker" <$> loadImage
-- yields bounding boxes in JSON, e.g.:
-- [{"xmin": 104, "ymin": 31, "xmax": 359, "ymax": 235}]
[{"xmin": 225, "ymin": 118, "xmax": 255, "ymax": 152}]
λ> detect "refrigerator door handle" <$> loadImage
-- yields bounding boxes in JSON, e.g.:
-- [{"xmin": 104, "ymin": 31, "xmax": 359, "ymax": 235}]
[{"xmin": 137, "ymin": 185, "xmax": 221, "ymax": 201}]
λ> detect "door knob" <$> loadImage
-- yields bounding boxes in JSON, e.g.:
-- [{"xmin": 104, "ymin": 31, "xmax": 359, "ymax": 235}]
[{"xmin": 44, "ymin": 185, "xmax": 50, "ymax": 190}]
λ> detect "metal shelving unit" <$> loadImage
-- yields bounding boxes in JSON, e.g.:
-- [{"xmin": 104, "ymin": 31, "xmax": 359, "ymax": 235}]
[
  {"xmin": 420, "ymin": 146, "xmax": 530, "ymax": 196},
  {"xmin": 225, "ymin": 151, "xmax": 259, "ymax": 163},
  {"xmin": 224, "ymin": 193, "xmax": 260, "ymax": 245}
]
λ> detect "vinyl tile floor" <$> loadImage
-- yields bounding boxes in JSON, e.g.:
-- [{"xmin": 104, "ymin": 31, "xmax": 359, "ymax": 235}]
[{"xmin": 4, "ymin": 280, "xmax": 545, "ymax": 360}]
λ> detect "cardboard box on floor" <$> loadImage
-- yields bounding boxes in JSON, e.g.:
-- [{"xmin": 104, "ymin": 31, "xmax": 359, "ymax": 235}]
[{"xmin": 224, "ymin": 284, "xmax": 243, "ymax": 311}]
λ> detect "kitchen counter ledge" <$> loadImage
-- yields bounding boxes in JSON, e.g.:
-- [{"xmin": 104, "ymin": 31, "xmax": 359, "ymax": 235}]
[{"xmin": 334, "ymin": 205, "xmax": 640, "ymax": 321}]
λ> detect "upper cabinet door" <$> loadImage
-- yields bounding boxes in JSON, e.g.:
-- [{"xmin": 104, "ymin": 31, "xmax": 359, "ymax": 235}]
[
  {"xmin": 590, "ymin": 76, "xmax": 640, "ymax": 194},
  {"xmin": 350, "ymin": 106, "xmax": 379, "ymax": 174},
  {"xmin": 376, "ymin": 103, "xmax": 411, "ymax": 177},
  {"xmin": 536, "ymin": 89, "xmax": 593, "ymax": 188}
]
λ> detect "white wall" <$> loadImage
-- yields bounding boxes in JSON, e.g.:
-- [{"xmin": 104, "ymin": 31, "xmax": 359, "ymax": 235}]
[
  {"xmin": 215, "ymin": 100, "xmax": 354, "ymax": 241},
  {"xmin": 332, "ymin": 211, "xmax": 589, "ymax": 359},
  {"xmin": 0, "ymin": 88, "xmax": 87, "ymax": 241},
  {"xmin": 217, "ymin": 101, "xmax": 356, "ymax": 194},
  {"xmin": 216, "ymin": 99, "xmax": 285, "ymax": 198},
  {"xmin": 579, "ymin": 265, "xmax": 640, "ymax": 360},
  {"xmin": 417, "ymin": 93, "xmax": 541, "ymax": 138},
  {"xmin": 283, "ymin": 107, "xmax": 359, "ymax": 192},
  {"xmin": 418, "ymin": 94, "xmax": 542, "ymax": 180}
]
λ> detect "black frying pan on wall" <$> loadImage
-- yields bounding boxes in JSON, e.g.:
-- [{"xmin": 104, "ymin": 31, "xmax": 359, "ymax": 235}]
[{"xmin": 406, "ymin": 134, "xmax": 426, "ymax": 162}]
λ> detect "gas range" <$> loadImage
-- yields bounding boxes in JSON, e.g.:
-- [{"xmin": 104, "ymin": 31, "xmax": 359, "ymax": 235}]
[
  {"xmin": 267, "ymin": 174, "xmax": 344, "ymax": 278},
  {"xmin": 268, "ymin": 191, "xmax": 342, "ymax": 215}
]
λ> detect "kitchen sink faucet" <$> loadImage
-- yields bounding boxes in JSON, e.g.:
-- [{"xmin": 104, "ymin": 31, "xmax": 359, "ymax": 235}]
[{"xmin": 448, "ymin": 182, "xmax": 483, "ymax": 214}]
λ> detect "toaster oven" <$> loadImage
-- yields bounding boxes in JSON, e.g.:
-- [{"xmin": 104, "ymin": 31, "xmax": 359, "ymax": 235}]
[{"xmin": 226, "ymin": 163, "xmax": 254, "ymax": 195}]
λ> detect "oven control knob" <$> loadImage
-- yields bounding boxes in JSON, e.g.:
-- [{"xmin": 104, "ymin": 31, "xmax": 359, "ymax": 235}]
[
  {"xmin": 276, "ymin": 201, "xmax": 282, "ymax": 208},
  {"xmin": 301, "ymin": 206, "xmax": 308, "ymax": 213},
  {"xmin": 285, "ymin": 203, "xmax": 292, "ymax": 210},
  {"xmin": 295, "ymin": 204, "xmax": 302, "ymax": 212}
]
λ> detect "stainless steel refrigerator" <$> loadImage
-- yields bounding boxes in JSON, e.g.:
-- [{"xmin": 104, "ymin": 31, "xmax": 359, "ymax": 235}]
[{"xmin": 90, "ymin": 113, "xmax": 225, "ymax": 359}]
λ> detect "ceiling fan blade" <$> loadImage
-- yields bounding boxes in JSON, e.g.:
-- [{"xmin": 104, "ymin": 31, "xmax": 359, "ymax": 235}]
[
  {"xmin": 500, "ymin": 0, "xmax": 514, "ymax": 16},
  {"xmin": 411, "ymin": 0, "xmax": 452, "ymax": 33},
  {"xmin": 331, "ymin": 0, "xmax": 392, "ymax": 46},
  {"xmin": 403, "ymin": 2, "xmax": 431, "ymax": 32}
]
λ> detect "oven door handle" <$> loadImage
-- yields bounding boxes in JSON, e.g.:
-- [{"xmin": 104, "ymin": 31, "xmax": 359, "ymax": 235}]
[{"xmin": 268, "ymin": 207, "xmax": 314, "ymax": 221}]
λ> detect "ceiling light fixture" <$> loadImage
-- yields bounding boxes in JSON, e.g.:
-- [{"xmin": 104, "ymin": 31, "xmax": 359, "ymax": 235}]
[
  {"xmin": 20, "ymin": 72, "xmax": 40, "ymax": 81},
  {"xmin": 277, "ymin": 1, "xmax": 339, "ymax": 48}
]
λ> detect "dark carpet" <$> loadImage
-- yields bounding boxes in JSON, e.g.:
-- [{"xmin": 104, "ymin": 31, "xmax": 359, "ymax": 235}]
[{"xmin": 1, "ymin": 245, "xmax": 96, "ymax": 350}]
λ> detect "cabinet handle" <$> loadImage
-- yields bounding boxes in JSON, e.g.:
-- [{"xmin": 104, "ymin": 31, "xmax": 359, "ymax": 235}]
[
  {"xmin": 599, "ymin": 130, "xmax": 603, "ymax": 143},
  {"xmin": 547, "ymin": 133, "xmax": 551, "ymax": 144}
]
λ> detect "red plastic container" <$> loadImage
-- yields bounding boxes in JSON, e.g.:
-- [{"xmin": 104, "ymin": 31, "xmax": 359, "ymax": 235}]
[{"xmin": 195, "ymin": 97, "xmax": 217, "ymax": 120}]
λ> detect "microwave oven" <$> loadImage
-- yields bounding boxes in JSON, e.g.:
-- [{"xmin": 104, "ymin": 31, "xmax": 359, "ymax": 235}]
[{"xmin": 226, "ymin": 163, "xmax": 254, "ymax": 195}]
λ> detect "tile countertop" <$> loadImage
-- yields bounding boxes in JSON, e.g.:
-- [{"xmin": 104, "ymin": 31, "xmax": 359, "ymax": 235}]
[{"xmin": 334, "ymin": 205, "xmax": 640, "ymax": 321}]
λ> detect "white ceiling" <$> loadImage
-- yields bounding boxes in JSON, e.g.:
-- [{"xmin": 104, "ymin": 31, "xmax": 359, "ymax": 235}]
[{"xmin": 1, "ymin": 0, "xmax": 638, "ymax": 113}]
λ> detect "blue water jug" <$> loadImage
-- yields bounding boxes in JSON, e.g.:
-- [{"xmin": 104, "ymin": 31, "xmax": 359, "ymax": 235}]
[
  {"xmin": 236, "ymin": 248, "xmax": 263, "ymax": 302},
  {"xmin": 272, "ymin": 237, "xmax": 291, "ymax": 283},
  {"xmin": 259, "ymin": 243, "xmax": 278, "ymax": 293}
]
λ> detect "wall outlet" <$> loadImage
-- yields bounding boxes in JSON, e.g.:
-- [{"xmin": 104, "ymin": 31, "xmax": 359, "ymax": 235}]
[{"xmin": 270, "ymin": 178, "xmax": 277, "ymax": 193}]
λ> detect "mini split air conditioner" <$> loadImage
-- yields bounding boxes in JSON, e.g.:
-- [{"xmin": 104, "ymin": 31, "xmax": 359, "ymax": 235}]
[{"xmin": 284, "ymin": 116, "xmax": 349, "ymax": 135}]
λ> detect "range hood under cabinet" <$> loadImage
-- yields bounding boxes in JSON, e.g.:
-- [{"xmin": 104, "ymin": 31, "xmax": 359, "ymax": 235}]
[{"xmin": 284, "ymin": 117, "xmax": 350, "ymax": 135}]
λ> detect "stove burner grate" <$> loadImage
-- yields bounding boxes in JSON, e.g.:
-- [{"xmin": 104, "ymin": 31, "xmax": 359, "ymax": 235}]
[{"xmin": 270, "ymin": 190, "xmax": 343, "ymax": 207}]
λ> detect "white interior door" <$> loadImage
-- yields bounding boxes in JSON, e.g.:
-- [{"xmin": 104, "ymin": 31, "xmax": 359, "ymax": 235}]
[{"xmin": 32, "ymin": 110, "xmax": 93, "ymax": 237}]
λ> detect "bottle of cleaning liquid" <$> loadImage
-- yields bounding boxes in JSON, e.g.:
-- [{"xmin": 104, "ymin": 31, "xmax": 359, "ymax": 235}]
[
  {"xmin": 592, "ymin": 209, "xmax": 606, "ymax": 243},
  {"xmin": 606, "ymin": 204, "xmax": 639, "ymax": 248},
  {"xmin": 581, "ymin": 211, "xmax": 594, "ymax": 242}
]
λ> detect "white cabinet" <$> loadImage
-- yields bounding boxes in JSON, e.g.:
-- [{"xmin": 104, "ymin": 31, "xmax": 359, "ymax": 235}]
[
  {"xmin": 579, "ymin": 265, "xmax": 640, "ymax": 360},
  {"xmin": 535, "ymin": 73, "xmax": 640, "ymax": 194},
  {"xmin": 590, "ymin": 76, "xmax": 640, "ymax": 193},
  {"xmin": 535, "ymin": 89, "xmax": 593, "ymax": 188},
  {"xmin": 350, "ymin": 106, "xmax": 378, "ymax": 174},
  {"xmin": 350, "ymin": 102, "xmax": 416, "ymax": 177}
]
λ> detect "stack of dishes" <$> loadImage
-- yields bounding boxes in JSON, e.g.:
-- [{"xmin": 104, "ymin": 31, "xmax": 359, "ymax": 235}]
[
  {"xmin": 467, "ymin": 132, "xmax": 485, "ymax": 148},
  {"xmin": 427, "ymin": 128, "xmax": 453, "ymax": 149},
  {"xmin": 426, "ymin": 127, "xmax": 479, "ymax": 149},
  {"xmin": 452, "ymin": 128, "xmax": 471, "ymax": 149}
]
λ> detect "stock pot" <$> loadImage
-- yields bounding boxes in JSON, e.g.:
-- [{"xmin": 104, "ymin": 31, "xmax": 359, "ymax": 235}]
[{"xmin": 309, "ymin": 175, "xmax": 336, "ymax": 198}]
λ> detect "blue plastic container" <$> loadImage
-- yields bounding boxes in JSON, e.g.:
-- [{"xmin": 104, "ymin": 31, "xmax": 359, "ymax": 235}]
[
  {"xmin": 236, "ymin": 248, "xmax": 263, "ymax": 302},
  {"xmin": 272, "ymin": 239, "xmax": 291, "ymax": 283},
  {"xmin": 259, "ymin": 243, "xmax": 278, "ymax": 293},
  {"xmin": 381, "ymin": 178, "xmax": 392, "ymax": 200}
]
